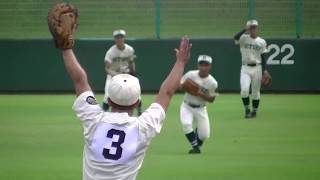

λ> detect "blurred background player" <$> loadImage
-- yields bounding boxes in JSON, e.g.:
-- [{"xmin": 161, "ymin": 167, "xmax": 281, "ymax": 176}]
[
  {"xmin": 180, "ymin": 55, "xmax": 218, "ymax": 154},
  {"xmin": 102, "ymin": 29, "xmax": 142, "ymax": 115},
  {"xmin": 234, "ymin": 20, "xmax": 271, "ymax": 118}
]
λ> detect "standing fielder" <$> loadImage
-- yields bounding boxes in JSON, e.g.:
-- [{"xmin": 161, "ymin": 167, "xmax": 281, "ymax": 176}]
[
  {"xmin": 180, "ymin": 55, "xmax": 218, "ymax": 154},
  {"xmin": 234, "ymin": 20, "xmax": 272, "ymax": 118},
  {"xmin": 102, "ymin": 29, "xmax": 142, "ymax": 116}
]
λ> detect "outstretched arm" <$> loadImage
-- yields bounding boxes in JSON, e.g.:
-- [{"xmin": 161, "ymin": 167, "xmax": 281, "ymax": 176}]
[
  {"xmin": 155, "ymin": 37, "xmax": 192, "ymax": 112},
  {"xmin": 62, "ymin": 49, "xmax": 91, "ymax": 96}
]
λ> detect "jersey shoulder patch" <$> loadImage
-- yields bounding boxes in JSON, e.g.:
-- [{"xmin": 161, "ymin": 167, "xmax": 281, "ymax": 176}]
[{"xmin": 86, "ymin": 96, "xmax": 98, "ymax": 105}]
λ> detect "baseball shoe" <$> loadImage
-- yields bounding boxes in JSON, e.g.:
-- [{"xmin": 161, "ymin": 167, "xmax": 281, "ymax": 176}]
[
  {"xmin": 245, "ymin": 109, "xmax": 251, "ymax": 118},
  {"xmin": 250, "ymin": 111, "xmax": 257, "ymax": 118},
  {"xmin": 188, "ymin": 147, "xmax": 201, "ymax": 154}
]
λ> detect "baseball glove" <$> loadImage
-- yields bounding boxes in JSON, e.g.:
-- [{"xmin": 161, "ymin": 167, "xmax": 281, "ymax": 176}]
[
  {"xmin": 261, "ymin": 70, "xmax": 272, "ymax": 87},
  {"xmin": 181, "ymin": 78, "xmax": 200, "ymax": 96},
  {"xmin": 47, "ymin": 3, "xmax": 78, "ymax": 49}
]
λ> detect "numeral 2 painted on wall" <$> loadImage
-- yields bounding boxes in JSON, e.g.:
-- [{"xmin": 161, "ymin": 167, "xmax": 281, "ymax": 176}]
[{"xmin": 267, "ymin": 44, "xmax": 295, "ymax": 65}]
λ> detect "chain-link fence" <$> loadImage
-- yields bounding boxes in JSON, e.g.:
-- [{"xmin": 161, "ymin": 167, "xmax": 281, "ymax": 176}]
[{"xmin": 0, "ymin": 0, "xmax": 319, "ymax": 39}]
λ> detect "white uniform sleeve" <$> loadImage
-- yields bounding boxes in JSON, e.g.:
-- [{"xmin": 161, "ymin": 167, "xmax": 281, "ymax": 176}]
[
  {"xmin": 138, "ymin": 103, "xmax": 166, "ymax": 140},
  {"xmin": 104, "ymin": 49, "xmax": 113, "ymax": 63},
  {"xmin": 130, "ymin": 47, "xmax": 136, "ymax": 61},
  {"xmin": 208, "ymin": 79, "xmax": 218, "ymax": 96},
  {"xmin": 237, "ymin": 34, "xmax": 247, "ymax": 46},
  {"xmin": 72, "ymin": 91, "xmax": 103, "ymax": 138},
  {"xmin": 261, "ymin": 39, "xmax": 268, "ymax": 54}
]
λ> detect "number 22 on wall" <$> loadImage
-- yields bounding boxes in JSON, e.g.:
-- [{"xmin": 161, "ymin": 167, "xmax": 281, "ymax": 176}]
[{"xmin": 267, "ymin": 44, "xmax": 295, "ymax": 65}]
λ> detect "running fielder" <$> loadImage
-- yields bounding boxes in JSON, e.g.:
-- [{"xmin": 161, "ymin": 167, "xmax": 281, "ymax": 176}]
[
  {"xmin": 180, "ymin": 55, "xmax": 218, "ymax": 154},
  {"xmin": 102, "ymin": 29, "xmax": 142, "ymax": 116},
  {"xmin": 234, "ymin": 20, "xmax": 272, "ymax": 118},
  {"xmin": 47, "ymin": 3, "xmax": 192, "ymax": 179}
]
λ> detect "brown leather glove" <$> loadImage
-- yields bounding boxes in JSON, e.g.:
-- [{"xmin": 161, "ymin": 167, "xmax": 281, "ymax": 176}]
[
  {"xmin": 47, "ymin": 3, "xmax": 78, "ymax": 49},
  {"xmin": 261, "ymin": 70, "xmax": 272, "ymax": 87},
  {"xmin": 181, "ymin": 78, "xmax": 201, "ymax": 96}
]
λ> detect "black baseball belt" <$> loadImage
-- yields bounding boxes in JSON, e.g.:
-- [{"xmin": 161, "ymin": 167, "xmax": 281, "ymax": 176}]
[
  {"xmin": 245, "ymin": 63, "xmax": 261, "ymax": 67},
  {"xmin": 184, "ymin": 101, "xmax": 204, "ymax": 108}
]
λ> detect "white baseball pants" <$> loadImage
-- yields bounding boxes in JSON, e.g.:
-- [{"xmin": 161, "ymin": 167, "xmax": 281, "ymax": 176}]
[
  {"xmin": 240, "ymin": 65, "xmax": 262, "ymax": 100},
  {"xmin": 180, "ymin": 102, "xmax": 210, "ymax": 140}
]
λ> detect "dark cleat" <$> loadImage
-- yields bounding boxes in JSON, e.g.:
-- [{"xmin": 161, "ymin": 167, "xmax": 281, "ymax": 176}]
[
  {"xmin": 188, "ymin": 147, "xmax": 201, "ymax": 154},
  {"xmin": 245, "ymin": 109, "xmax": 251, "ymax": 118},
  {"xmin": 250, "ymin": 111, "xmax": 257, "ymax": 118}
]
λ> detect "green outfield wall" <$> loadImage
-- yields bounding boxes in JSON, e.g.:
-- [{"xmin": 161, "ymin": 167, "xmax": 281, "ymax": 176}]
[{"xmin": 0, "ymin": 39, "xmax": 319, "ymax": 92}]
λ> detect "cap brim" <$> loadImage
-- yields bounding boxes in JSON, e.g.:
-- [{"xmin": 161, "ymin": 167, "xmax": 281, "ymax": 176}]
[
  {"xmin": 198, "ymin": 61, "xmax": 211, "ymax": 64},
  {"xmin": 114, "ymin": 34, "xmax": 125, "ymax": 37}
]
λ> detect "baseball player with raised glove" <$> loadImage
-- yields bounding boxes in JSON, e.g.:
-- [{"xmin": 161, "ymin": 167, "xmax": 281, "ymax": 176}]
[
  {"xmin": 234, "ymin": 20, "xmax": 272, "ymax": 119},
  {"xmin": 48, "ymin": 3, "xmax": 193, "ymax": 179},
  {"xmin": 102, "ymin": 30, "xmax": 142, "ymax": 115},
  {"xmin": 180, "ymin": 55, "xmax": 218, "ymax": 154}
]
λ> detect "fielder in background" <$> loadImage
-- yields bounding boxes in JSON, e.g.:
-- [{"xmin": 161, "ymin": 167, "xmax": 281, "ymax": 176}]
[
  {"xmin": 180, "ymin": 55, "xmax": 218, "ymax": 154},
  {"xmin": 234, "ymin": 20, "xmax": 272, "ymax": 119},
  {"xmin": 102, "ymin": 29, "xmax": 142, "ymax": 115}
]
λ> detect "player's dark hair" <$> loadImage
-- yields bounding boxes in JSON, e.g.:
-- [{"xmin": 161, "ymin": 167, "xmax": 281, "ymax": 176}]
[{"xmin": 107, "ymin": 98, "xmax": 140, "ymax": 110}]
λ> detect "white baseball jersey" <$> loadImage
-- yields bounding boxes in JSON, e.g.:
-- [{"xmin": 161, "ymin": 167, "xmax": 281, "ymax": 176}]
[
  {"xmin": 237, "ymin": 34, "xmax": 267, "ymax": 64},
  {"xmin": 104, "ymin": 44, "xmax": 135, "ymax": 74},
  {"xmin": 73, "ymin": 91, "xmax": 165, "ymax": 180},
  {"xmin": 181, "ymin": 70, "xmax": 218, "ymax": 106}
]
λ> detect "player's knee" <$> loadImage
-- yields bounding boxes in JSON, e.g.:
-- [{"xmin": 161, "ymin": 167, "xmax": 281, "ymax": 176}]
[
  {"xmin": 182, "ymin": 123, "xmax": 193, "ymax": 134},
  {"xmin": 198, "ymin": 130, "xmax": 210, "ymax": 140},
  {"xmin": 241, "ymin": 89, "xmax": 250, "ymax": 97},
  {"xmin": 252, "ymin": 92, "xmax": 260, "ymax": 100}
]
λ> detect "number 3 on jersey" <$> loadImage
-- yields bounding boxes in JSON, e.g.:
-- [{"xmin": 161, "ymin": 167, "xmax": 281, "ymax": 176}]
[
  {"xmin": 103, "ymin": 129, "xmax": 126, "ymax": 160},
  {"xmin": 90, "ymin": 122, "xmax": 138, "ymax": 164}
]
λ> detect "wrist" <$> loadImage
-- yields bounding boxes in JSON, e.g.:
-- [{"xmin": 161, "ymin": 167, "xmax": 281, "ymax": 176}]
[
  {"xmin": 62, "ymin": 49, "xmax": 72, "ymax": 53},
  {"xmin": 176, "ymin": 59, "xmax": 187, "ymax": 65},
  {"xmin": 198, "ymin": 90, "xmax": 205, "ymax": 97}
]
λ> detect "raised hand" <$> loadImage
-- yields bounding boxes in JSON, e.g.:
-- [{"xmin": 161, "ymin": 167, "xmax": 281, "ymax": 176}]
[{"xmin": 175, "ymin": 36, "xmax": 192, "ymax": 64}]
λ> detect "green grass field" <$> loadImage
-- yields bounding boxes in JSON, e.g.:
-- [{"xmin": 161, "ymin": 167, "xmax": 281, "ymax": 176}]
[{"xmin": 0, "ymin": 94, "xmax": 319, "ymax": 180}]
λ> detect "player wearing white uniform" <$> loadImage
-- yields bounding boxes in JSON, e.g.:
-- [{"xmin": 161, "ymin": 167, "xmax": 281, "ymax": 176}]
[
  {"xmin": 180, "ymin": 55, "xmax": 218, "ymax": 154},
  {"xmin": 102, "ymin": 29, "xmax": 142, "ymax": 116},
  {"xmin": 60, "ymin": 37, "xmax": 192, "ymax": 180},
  {"xmin": 234, "ymin": 20, "xmax": 271, "ymax": 118}
]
